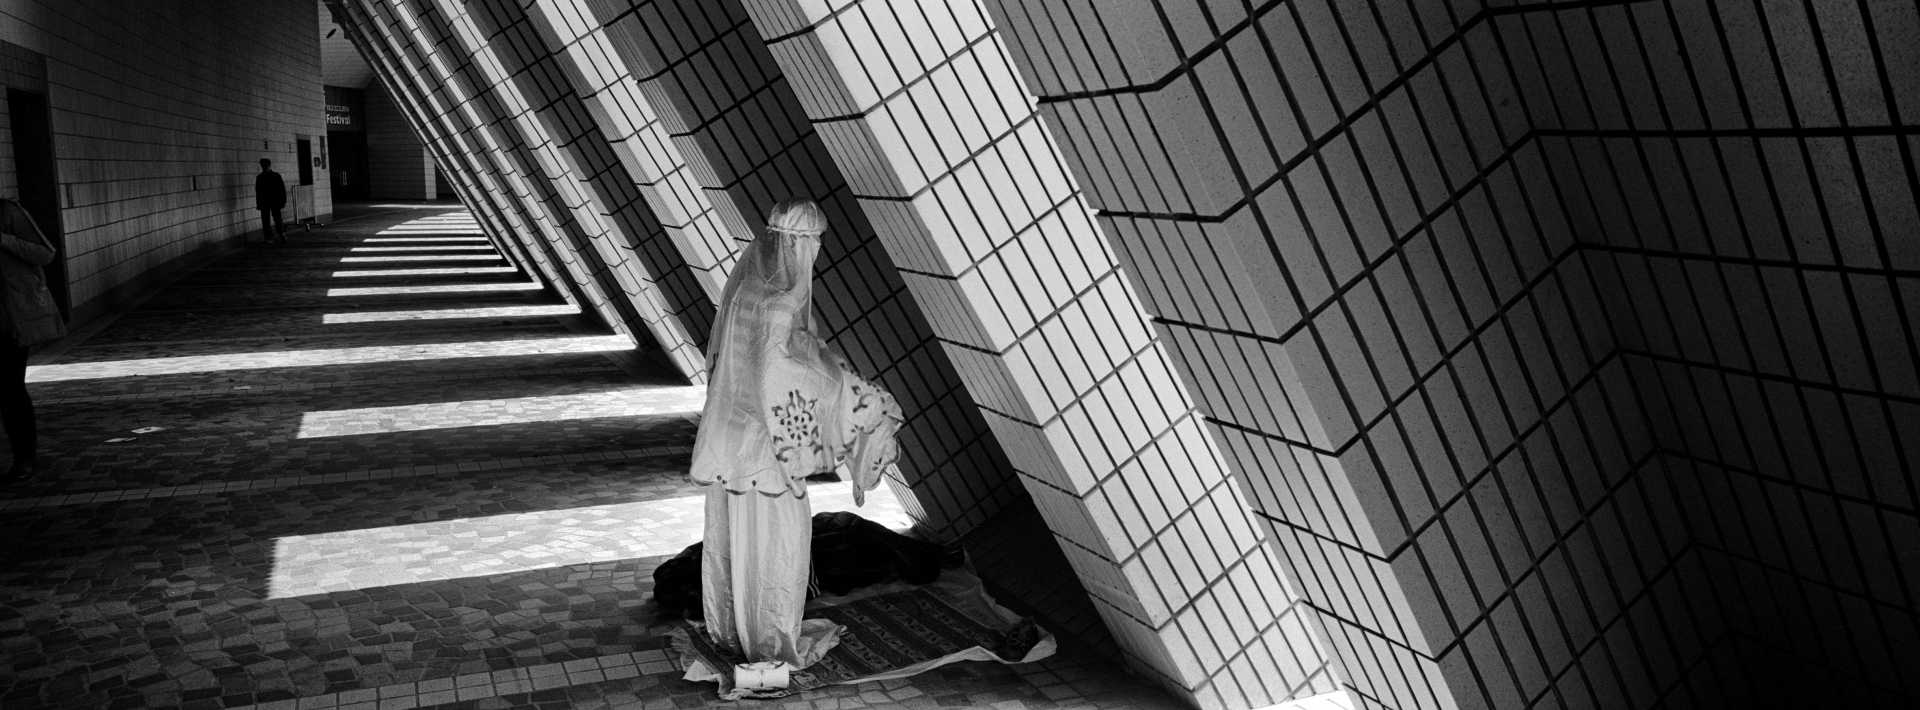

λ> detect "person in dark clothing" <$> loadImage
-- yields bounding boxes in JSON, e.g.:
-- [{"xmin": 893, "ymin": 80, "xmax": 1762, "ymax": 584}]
[
  {"xmin": 0, "ymin": 198, "xmax": 64, "ymax": 483},
  {"xmin": 0, "ymin": 344, "xmax": 31, "ymax": 481},
  {"xmin": 255, "ymin": 158, "xmax": 287, "ymax": 244}
]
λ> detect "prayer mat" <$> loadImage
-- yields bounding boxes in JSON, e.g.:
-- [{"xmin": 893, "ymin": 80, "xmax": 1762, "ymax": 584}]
[{"xmin": 674, "ymin": 580, "xmax": 1052, "ymax": 700}]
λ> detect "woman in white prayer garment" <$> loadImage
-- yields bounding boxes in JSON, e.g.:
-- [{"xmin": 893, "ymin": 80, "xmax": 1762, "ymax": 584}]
[{"xmin": 691, "ymin": 199, "xmax": 904, "ymax": 670}]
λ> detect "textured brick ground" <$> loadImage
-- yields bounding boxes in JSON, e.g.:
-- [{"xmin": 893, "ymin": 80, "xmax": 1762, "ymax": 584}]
[{"xmin": 0, "ymin": 205, "xmax": 1182, "ymax": 709}]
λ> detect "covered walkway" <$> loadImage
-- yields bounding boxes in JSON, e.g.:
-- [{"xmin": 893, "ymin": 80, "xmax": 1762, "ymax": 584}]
[{"xmin": 0, "ymin": 206, "xmax": 1175, "ymax": 709}]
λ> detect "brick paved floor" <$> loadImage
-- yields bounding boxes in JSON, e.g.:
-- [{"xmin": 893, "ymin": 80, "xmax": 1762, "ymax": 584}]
[{"xmin": 0, "ymin": 205, "xmax": 1187, "ymax": 709}]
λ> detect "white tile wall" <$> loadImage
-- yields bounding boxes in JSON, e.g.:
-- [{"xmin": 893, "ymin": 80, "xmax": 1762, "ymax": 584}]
[{"xmin": 0, "ymin": 0, "xmax": 333, "ymax": 323}]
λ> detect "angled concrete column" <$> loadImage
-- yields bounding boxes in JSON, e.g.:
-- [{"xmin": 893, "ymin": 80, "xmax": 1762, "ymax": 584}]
[
  {"xmin": 523, "ymin": 0, "xmax": 741, "ymax": 309},
  {"xmin": 734, "ymin": 2, "xmax": 1341, "ymax": 707},
  {"xmin": 584, "ymin": 3, "xmax": 1014, "ymax": 528},
  {"xmin": 453, "ymin": 0, "xmax": 720, "ymax": 373},
  {"xmin": 358, "ymin": 0, "xmax": 705, "ymax": 378},
  {"xmin": 987, "ymin": 3, "xmax": 1673, "ymax": 709},
  {"xmin": 581, "ymin": 0, "xmax": 1112, "ymax": 643},
  {"xmin": 413, "ymin": 0, "xmax": 707, "ymax": 377},
  {"xmin": 330, "ymin": 0, "xmax": 579, "ymax": 305}
]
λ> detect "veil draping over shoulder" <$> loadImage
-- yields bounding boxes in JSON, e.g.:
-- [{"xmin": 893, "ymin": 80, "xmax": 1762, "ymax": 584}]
[{"xmin": 689, "ymin": 201, "xmax": 903, "ymax": 503}]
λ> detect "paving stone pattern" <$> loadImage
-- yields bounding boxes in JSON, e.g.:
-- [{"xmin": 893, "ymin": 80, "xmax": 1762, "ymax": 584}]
[{"xmin": 0, "ymin": 205, "xmax": 1184, "ymax": 709}]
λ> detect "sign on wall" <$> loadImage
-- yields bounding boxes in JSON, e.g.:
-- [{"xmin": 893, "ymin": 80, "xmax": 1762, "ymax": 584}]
[{"xmin": 323, "ymin": 85, "xmax": 364, "ymax": 131}]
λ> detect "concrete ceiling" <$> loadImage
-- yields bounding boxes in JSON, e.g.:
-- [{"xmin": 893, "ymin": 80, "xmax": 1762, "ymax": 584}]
[{"xmin": 320, "ymin": 1, "xmax": 374, "ymax": 88}]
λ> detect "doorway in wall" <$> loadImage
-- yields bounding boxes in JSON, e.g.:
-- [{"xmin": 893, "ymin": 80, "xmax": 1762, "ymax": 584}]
[
  {"xmin": 293, "ymin": 136, "xmax": 316, "ymax": 224},
  {"xmin": 328, "ymin": 130, "xmax": 368, "ymax": 201},
  {"xmin": 7, "ymin": 88, "xmax": 67, "ymax": 318}
]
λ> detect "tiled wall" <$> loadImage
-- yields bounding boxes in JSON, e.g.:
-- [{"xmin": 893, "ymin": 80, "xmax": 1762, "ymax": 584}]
[
  {"xmin": 332, "ymin": 0, "xmax": 1919, "ymax": 708},
  {"xmin": 988, "ymin": 4, "xmax": 1660, "ymax": 708},
  {"xmin": 576, "ymin": 0, "xmax": 1013, "ymax": 541},
  {"xmin": 736, "ymin": 0, "xmax": 1337, "ymax": 705},
  {"xmin": 0, "ymin": 0, "xmax": 333, "ymax": 324},
  {"xmin": 524, "ymin": 0, "xmax": 737, "ymax": 327},
  {"xmin": 363, "ymin": 83, "xmax": 436, "ymax": 200},
  {"xmin": 995, "ymin": 0, "xmax": 1920, "ymax": 708},
  {"xmin": 1502, "ymin": 1, "xmax": 1920, "ymax": 705},
  {"xmin": 579, "ymin": 0, "xmax": 1114, "ymax": 645},
  {"xmin": 331, "ymin": 0, "xmax": 1111, "ymax": 655}
]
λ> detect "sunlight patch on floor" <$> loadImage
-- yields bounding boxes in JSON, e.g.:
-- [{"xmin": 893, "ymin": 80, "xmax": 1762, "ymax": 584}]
[
  {"xmin": 362, "ymin": 237, "xmax": 492, "ymax": 243},
  {"xmin": 329, "ymin": 267, "xmax": 520, "ymax": 278},
  {"xmin": 372, "ymin": 229, "xmax": 482, "ymax": 236},
  {"xmin": 327, "ymin": 282, "xmax": 543, "ymax": 297},
  {"xmin": 352, "ymin": 245, "xmax": 496, "ymax": 252},
  {"xmin": 321, "ymin": 304, "xmax": 580, "ymax": 324},
  {"xmin": 25, "ymin": 334, "xmax": 633, "ymax": 382},
  {"xmin": 339, "ymin": 254, "xmax": 506, "ymax": 263},
  {"xmin": 296, "ymin": 387, "xmax": 706, "ymax": 438},
  {"xmin": 266, "ymin": 482, "xmax": 910, "ymax": 598}
]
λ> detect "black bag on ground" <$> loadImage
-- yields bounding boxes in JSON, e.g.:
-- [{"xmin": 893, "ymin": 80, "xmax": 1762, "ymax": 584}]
[{"xmin": 652, "ymin": 511, "xmax": 953, "ymax": 620}]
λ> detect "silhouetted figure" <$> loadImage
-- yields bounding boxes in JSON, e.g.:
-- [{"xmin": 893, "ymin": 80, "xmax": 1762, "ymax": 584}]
[
  {"xmin": 0, "ymin": 198, "xmax": 66, "ymax": 483},
  {"xmin": 255, "ymin": 158, "xmax": 287, "ymax": 244}
]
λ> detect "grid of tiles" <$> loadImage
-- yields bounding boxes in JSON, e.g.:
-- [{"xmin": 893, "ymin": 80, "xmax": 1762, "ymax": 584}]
[
  {"xmin": 527, "ymin": 0, "xmax": 739, "ymax": 309},
  {"xmin": 591, "ymin": 1, "xmax": 830, "ymax": 250},
  {"xmin": 362, "ymin": 84, "xmax": 436, "ymax": 200},
  {"xmin": 328, "ymin": 0, "xmax": 1920, "ymax": 707},
  {"xmin": 738, "ymin": 1, "xmax": 1337, "ymax": 706},
  {"xmin": 580, "ymin": 0, "xmax": 1058, "ymax": 563},
  {"xmin": 589, "ymin": 0, "xmax": 1127, "ymax": 651},
  {"xmin": 986, "ymin": 1, "xmax": 1711, "ymax": 708},
  {"xmin": 1502, "ymin": 1, "xmax": 1920, "ymax": 705},
  {"xmin": 0, "ymin": 0, "xmax": 332, "ymax": 323}
]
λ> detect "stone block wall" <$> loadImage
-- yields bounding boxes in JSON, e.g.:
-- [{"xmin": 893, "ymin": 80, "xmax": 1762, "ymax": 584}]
[{"xmin": 0, "ymin": 0, "xmax": 333, "ymax": 324}]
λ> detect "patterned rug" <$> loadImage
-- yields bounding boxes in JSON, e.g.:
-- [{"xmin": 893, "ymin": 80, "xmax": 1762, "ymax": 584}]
[{"xmin": 676, "ymin": 585, "xmax": 1046, "ymax": 699}]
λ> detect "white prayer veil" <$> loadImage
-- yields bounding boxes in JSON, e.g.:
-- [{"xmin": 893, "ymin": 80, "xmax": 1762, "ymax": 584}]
[{"xmin": 690, "ymin": 200, "xmax": 901, "ymax": 502}]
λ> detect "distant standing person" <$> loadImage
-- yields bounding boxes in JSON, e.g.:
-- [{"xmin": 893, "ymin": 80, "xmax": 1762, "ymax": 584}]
[
  {"xmin": 256, "ymin": 158, "xmax": 287, "ymax": 244},
  {"xmin": 0, "ymin": 198, "xmax": 66, "ymax": 483}
]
